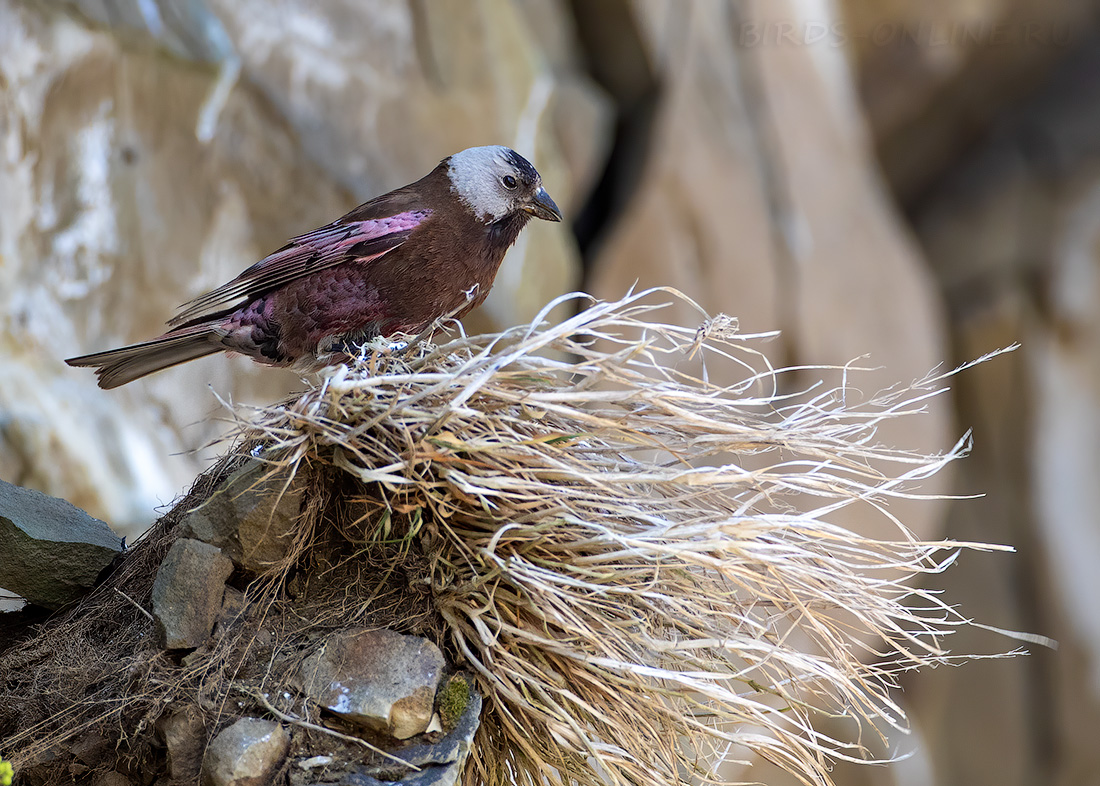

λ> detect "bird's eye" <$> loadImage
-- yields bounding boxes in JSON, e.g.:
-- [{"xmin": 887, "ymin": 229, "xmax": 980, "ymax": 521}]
[{"xmin": 502, "ymin": 175, "xmax": 518, "ymax": 189}]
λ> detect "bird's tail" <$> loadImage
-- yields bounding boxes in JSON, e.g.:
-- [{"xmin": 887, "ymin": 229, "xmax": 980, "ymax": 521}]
[{"xmin": 66, "ymin": 326, "xmax": 224, "ymax": 389}]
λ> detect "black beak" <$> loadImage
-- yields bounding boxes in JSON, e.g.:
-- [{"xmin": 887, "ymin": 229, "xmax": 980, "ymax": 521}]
[{"xmin": 523, "ymin": 186, "xmax": 563, "ymax": 222}]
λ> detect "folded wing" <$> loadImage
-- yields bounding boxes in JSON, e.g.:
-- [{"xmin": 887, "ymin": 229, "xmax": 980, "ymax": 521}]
[{"xmin": 169, "ymin": 208, "xmax": 432, "ymax": 327}]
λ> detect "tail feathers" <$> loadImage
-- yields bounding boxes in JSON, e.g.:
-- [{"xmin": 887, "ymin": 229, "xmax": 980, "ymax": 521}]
[{"xmin": 66, "ymin": 327, "xmax": 224, "ymax": 389}]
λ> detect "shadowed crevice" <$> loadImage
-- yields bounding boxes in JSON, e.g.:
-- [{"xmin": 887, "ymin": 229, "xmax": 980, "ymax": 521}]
[{"xmin": 566, "ymin": 0, "xmax": 661, "ymax": 271}]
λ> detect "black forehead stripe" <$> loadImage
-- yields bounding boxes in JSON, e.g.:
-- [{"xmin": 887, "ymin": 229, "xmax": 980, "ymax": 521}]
[{"xmin": 504, "ymin": 149, "xmax": 540, "ymax": 183}]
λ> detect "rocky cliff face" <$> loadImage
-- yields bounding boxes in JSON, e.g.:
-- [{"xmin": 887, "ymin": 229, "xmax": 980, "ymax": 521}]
[
  {"xmin": 4, "ymin": 0, "xmax": 1100, "ymax": 784},
  {"xmin": 0, "ymin": 0, "xmax": 949, "ymax": 541},
  {"xmin": 906, "ymin": 38, "xmax": 1100, "ymax": 785},
  {"xmin": 1, "ymin": 0, "xmax": 607, "ymax": 530}
]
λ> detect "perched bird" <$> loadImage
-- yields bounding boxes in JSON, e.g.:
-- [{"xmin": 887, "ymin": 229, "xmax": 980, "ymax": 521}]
[{"xmin": 66, "ymin": 145, "xmax": 562, "ymax": 389}]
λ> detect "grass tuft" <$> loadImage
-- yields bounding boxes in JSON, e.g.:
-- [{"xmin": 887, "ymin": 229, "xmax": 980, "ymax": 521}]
[{"xmin": 1, "ymin": 288, "xmax": 1018, "ymax": 786}]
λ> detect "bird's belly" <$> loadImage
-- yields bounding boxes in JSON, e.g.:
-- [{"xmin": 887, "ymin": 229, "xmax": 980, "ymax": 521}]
[
  {"xmin": 261, "ymin": 253, "xmax": 496, "ymax": 362},
  {"xmin": 269, "ymin": 267, "xmax": 388, "ymax": 355},
  {"xmin": 277, "ymin": 262, "xmax": 463, "ymax": 353}
]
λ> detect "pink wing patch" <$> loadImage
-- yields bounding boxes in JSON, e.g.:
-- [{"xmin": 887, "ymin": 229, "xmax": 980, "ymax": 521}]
[{"xmin": 169, "ymin": 210, "xmax": 432, "ymax": 327}]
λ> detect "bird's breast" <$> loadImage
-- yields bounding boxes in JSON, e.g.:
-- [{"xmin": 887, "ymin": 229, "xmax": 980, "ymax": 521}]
[{"xmin": 255, "ymin": 212, "xmax": 527, "ymax": 361}]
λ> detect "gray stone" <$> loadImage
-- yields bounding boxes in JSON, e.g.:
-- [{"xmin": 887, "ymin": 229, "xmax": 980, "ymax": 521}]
[
  {"xmin": 68, "ymin": 731, "xmax": 109, "ymax": 765},
  {"xmin": 0, "ymin": 477, "xmax": 123, "ymax": 609},
  {"xmin": 297, "ymin": 754, "xmax": 333, "ymax": 771},
  {"xmin": 299, "ymin": 629, "xmax": 445, "ymax": 740},
  {"xmin": 159, "ymin": 705, "xmax": 207, "ymax": 782},
  {"xmin": 151, "ymin": 538, "xmax": 233, "ymax": 650},
  {"xmin": 92, "ymin": 773, "xmax": 133, "ymax": 786},
  {"xmin": 354, "ymin": 686, "xmax": 483, "ymax": 786},
  {"xmin": 203, "ymin": 718, "xmax": 288, "ymax": 786},
  {"xmin": 214, "ymin": 585, "xmax": 249, "ymax": 639},
  {"xmin": 182, "ymin": 461, "xmax": 302, "ymax": 573}
]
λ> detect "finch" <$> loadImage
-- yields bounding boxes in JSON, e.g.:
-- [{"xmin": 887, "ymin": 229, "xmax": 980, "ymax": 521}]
[{"xmin": 66, "ymin": 145, "xmax": 562, "ymax": 388}]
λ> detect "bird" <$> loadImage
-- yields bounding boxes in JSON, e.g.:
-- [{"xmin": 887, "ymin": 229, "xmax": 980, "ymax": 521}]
[{"xmin": 66, "ymin": 146, "xmax": 562, "ymax": 389}]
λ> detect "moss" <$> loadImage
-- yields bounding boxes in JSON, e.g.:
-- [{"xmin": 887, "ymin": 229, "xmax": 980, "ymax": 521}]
[{"xmin": 435, "ymin": 674, "xmax": 470, "ymax": 731}]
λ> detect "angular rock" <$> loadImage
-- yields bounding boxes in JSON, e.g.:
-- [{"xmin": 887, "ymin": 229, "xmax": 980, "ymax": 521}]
[
  {"xmin": 159, "ymin": 705, "xmax": 207, "ymax": 782},
  {"xmin": 299, "ymin": 629, "xmax": 445, "ymax": 740},
  {"xmin": 181, "ymin": 461, "xmax": 302, "ymax": 573},
  {"xmin": 69, "ymin": 731, "xmax": 109, "ymax": 766},
  {"xmin": 151, "ymin": 538, "xmax": 233, "ymax": 650},
  {"xmin": 214, "ymin": 585, "xmax": 249, "ymax": 640},
  {"xmin": 353, "ymin": 685, "xmax": 483, "ymax": 786},
  {"xmin": 0, "ymin": 478, "xmax": 123, "ymax": 609},
  {"xmin": 92, "ymin": 773, "xmax": 133, "ymax": 786},
  {"xmin": 202, "ymin": 718, "xmax": 288, "ymax": 786}
]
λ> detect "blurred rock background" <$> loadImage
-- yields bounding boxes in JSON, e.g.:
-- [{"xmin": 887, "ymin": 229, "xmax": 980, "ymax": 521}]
[{"xmin": 1, "ymin": 0, "xmax": 1097, "ymax": 783}]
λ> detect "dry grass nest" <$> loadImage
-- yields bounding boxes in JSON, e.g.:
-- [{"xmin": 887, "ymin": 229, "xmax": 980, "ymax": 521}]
[{"xmin": 1, "ymin": 288, "xmax": 1026, "ymax": 786}]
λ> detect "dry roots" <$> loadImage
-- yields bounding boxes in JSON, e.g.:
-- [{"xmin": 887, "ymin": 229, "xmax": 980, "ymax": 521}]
[
  {"xmin": 218, "ymin": 288, "xmax": 1016, "ymax": 786},
  {"xmin": 0, "ymin": 288, "xmax": 1020, "ymax": 786}
]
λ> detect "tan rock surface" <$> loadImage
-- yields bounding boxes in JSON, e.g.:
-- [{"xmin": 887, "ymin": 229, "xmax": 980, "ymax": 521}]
[
  {"xmin": 908, "ymin": 46, "xmax": 1100, "ymax": 783},
  {"xmin": 840, "ymin": 0, "xmax": 1097, "ymax": 200},
  {"xmin": 590, "ymin": 0, "xmax": 952, "ymax": 544}
]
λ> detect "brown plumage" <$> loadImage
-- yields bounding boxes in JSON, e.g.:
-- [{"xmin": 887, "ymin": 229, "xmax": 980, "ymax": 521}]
[{"xmin": 66, "ymin": 146, "xmax": 561, "ymax": 388}]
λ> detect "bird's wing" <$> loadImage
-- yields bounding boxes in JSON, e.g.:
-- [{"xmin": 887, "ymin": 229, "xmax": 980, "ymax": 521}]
[{"xmin": 168, "ymin": 203, "xmax": 433, "ymax": 327}]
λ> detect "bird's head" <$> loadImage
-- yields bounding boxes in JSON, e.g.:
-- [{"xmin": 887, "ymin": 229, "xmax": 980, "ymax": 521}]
[{"xmin": 446, "ymin": 145, "xmax": 563, "ymax": 225}]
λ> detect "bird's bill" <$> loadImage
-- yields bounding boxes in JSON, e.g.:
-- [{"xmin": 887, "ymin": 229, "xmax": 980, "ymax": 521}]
[{"xmin": 523, "ymin": 187, "xmax": 563, "ymax": 222}]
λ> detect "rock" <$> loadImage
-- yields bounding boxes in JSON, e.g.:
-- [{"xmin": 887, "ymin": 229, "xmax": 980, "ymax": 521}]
[
  {"xmin": 0, "ymin": 2, "xmax": 345, "ymax": 537},
  {"xmin": 353, "ymin": 685, "xmax": 483, "ymax": 786},
  {"xmin": 202, "ymin": 718, "xmax": 288, "ymax": 786},
  {"xmin": 68, "ymin": 732, "xmax": 109, "ymax": 765},
  {"xmin": 92, "ymin": 773, "xmax": 133, "ymax": 786},
  {"xmin": 0, "ymin": 477, "xmax": 123, "ymax": 609},
  {"xmin": 424, "ymin": 714, "xmax": 443, "ymax": 735},
  {"xmin": 588, "ymin": 0, "xmax": 952, "ymax": 547},
  {"xmin": 214, "ymin": 585, "xmax": 249, "ymax": 639},
  {"xmin": 159, "ymin": 705, "xmax": 207, "ymax": 782},
  {"xmin": 299, "ymin": 629, "xmax": 445, "ymax": 740},
  {"xmin": 906, "ymin": 41, "xmax": 1100, "ymax": 786},
  {"xmin": 151, "ymin": 538, "xmax": 233, "ymax": 650},
  {"xmin": 297, "ymin": 755, "xmax": 333, "ymax": 771},
  {"xmin": 58, "ymin": 0, "xmax": 236, "ymax": 65},
  {"xmin": 840, "ymin": 0, "xmax": 1098, "ymax": 202},
  {"xmin": 181, "ymin": 461, "xmax": 302, "ymax": 573}
]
